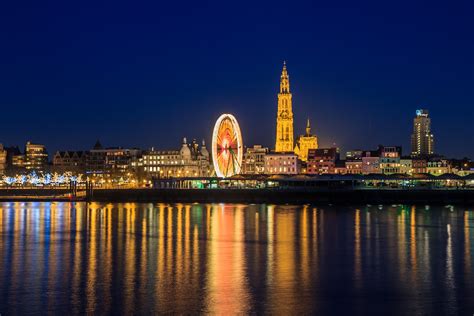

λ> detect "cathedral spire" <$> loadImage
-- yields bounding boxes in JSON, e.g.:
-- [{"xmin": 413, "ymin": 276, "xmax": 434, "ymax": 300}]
[
  {"xmin": 280, "ymin": 61, "xmax": 290, "ymax": 93},
  {"xmin": 275, "ymin": 61, "xmax": 294, "ymax": 152},
  {"xmin": 306, "ymin": 118, "xmax": 311, "ymax": 136}
]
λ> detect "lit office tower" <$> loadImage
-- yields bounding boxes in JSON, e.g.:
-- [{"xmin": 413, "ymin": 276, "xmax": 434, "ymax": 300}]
[{"xmin": 411, "ymin": 109, "xmax": 434, "ymax": 156}]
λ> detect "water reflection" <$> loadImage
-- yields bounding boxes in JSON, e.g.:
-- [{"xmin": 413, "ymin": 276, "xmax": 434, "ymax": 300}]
[{"xmin": 0, "ymin": 202, "xmax": 473, "ymax": 315}]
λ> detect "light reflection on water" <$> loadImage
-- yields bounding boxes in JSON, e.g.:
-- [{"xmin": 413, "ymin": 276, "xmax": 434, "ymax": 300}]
[{"xmin": 0, "ymin": 202, "xmax": 473, "ymax": 315}]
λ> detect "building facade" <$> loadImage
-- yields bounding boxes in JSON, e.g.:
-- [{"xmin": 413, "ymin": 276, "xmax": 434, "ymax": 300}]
[
  {"xmin": 411, "ymin": 109, "xmax": 434, "ymax": 156},
  {"xmin": 399, "ymin": 158, "xmax": 413, "ymax": 175},
  {"xmin": 362, "ymin": 156, "xmax": 381, "ymax": 174},
  {"xmin": 294, "ymin": 119, "xmax": 318, "ymax": 162},
  {"xmin": 242, "ymin": 145, "xmax": 268, "ymax": 174},
  {"xmin": 427, "ymin": 159, "xmax": 451, "ymax": 176},
  {"xmin": 25, "ymin": 141, "xmax": 48, "ymax": 170},
  {"xmin": 334, "ymin": 160, "xmax": 348, "ymax": 174},
  {"xmin": 412, "ymin": 158, "xmax": 427, "ymax": 174},
  {"xmin": 12, "ymin": 154, "xmax": 26, "ymax": 170},
  {"xmin": 0, "ymin": 144, "xmax": 6, "ymax": 175},
  {"xmin": 86, "ymin": 141, "xmax": 141, "ymax": 177},
  {"xmin": 7, "ymin": 142, "xmax": 48, "ymax": 172},
  {"xmin": 450, "ymin": 158, "xmax": 473, "ymax": 176},
  {"xmin": 275, "ymin": 62, "xmax": 294, "ymax": 152},
  {"xmin": 139, "ymin": 138, "xmax": 211, "ymax": 180},
  {"xmin": 347, "ymin": 149, "xmax": 381, "ymax": 174},
  {"xmin": 346, "ymin": 160, "xmax": 363, "ymax": 174},
  {"xmin": 379, "ymin": 145, "xmax": 402, "ymax": 174},
  {"xmin": 306, "ymin": 148, "xmax": 340, "ymax": 174},
  {"xmin": 264, "ymin": 152, "xmax": 298, "ymax": 175},
  {"xmin": 53, "ymin": 151, "xmax": 86, "ymax": 173}
]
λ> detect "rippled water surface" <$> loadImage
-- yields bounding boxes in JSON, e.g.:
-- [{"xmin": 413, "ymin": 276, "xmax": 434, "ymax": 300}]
[{"xmin": 0, "ymin": 202, "xmax": 473, "ymax": 315}]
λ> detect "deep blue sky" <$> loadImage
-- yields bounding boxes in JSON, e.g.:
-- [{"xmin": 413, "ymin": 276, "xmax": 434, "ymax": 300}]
[{"xmin": 0, "ymin": 0, "xmax": 473, "ymax": 158}]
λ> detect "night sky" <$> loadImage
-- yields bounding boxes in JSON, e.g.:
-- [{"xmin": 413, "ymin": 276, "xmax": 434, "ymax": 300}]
[{"xmin": 1, "ymin": 0, "xmax": 472, "ymax": 158}]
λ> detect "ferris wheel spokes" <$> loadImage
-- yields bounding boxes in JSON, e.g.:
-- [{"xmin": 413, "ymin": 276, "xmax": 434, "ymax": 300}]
[{"xmin": 211, "ymin": 114, "xmax": 243, "ymax": 178}]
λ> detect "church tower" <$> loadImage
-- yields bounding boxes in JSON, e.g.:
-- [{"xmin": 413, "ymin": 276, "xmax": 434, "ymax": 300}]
[
  {"xmin": 275, "ymin": 61, "xmax": 294, "ymax": 152},
  {"xmin": 294, "ymin": 118, "xmax": 319, "ymax": 162}
]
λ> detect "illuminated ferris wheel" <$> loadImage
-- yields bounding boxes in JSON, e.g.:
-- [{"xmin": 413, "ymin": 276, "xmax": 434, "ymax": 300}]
[{"xmin": 211, "ymin": 114, "xmax": 243, "ymax": 178}]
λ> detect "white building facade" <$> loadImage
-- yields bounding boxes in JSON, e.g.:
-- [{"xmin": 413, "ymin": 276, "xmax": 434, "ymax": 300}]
[{"xmin": 264, "ymin": 152, "xmax": 298, "ymax": 175}]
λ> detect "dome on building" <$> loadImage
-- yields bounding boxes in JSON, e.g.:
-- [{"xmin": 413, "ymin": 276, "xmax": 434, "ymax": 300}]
[{"xmin": 180, "ymin": 137, "xmax": 191, "ymax": 160}]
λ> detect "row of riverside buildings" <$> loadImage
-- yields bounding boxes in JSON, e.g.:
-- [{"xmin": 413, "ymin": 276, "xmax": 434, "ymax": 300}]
[
  {"xmin": 1, "ymin": 139, "xmax": 472, "ymax": 182},
  {"xmin": 0, "ymin": 139, "xmax": 212, "ymax": 184},
  {"xmin": 243, "ymin": 144, "xmax": 472, "ymax": 176},
  {"xmin": 1, "ymin": 63, "xmax": 472, "ymax": 182}
]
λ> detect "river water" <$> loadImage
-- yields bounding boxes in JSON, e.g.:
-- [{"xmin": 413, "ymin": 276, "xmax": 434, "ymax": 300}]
[{"xmin": 0, "ymin": 202, "xmax": 473, "ymax": 315}]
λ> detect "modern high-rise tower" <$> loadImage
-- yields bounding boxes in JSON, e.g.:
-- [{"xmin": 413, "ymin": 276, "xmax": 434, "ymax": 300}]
[
  {"xmin": 411, "ymin": 109, "xmax": 434, "ymax": 156},
  {"xmin": 275, "ymin": 62, "xmax": 294, "ymax": 152}
]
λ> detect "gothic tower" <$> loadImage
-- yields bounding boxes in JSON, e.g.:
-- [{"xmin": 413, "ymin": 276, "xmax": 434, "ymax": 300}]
[
  {"xmin": 275, "ymin": 61, "xmax": 294, "ymax": 152},
  {"xmin": 294, "ymin": 118, "xmax": 319, "ymax": 162}
]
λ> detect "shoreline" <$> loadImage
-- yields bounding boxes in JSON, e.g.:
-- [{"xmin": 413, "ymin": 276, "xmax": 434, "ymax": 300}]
[{"xmin": 0, "ymin": 188, "xmax": 473, "ymax": 205}]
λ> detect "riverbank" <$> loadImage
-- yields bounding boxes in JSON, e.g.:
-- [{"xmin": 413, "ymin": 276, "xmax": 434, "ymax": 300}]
[
  {"xmin": 91, "ymin": 188, "xmax": 474, "ymax": 204},
  {"xmin": 0, "ymin": 188, "xmax": 76, "ymax": 202},
  {"xmin": 2, "ymin": 188, "xmax": 473, "ymax": 204}
]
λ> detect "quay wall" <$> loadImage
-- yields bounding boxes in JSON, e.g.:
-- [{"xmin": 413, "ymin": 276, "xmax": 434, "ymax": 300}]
[
  {"xmin": 0, "ymin": 188, "xmax": 473, "ymax": 204},
  {"xmin": 90, "ymin": 188, "xmax": 474, "ymax": 205}
]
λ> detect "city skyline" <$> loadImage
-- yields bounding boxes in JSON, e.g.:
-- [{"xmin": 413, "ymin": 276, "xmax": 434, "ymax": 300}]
[
  {"xmin": 0, "ymin": 1, "xmax": 472, "ymax": 157},
  {"xmin": 1, "ymin": 2, "xmax": 473, "ymax": 315},
  {"xmin": 0, "ymin": 101, "xmax": 471, "ymax": 160},
  {"xmin": 0, "ymin": 62, "xmax": 471, "ymax": 159}
]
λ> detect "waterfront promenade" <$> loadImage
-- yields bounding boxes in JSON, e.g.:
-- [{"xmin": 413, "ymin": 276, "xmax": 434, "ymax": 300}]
[
  {"xmin": 0, "ymin": 174, "xmax": 473, "ymax": 204},
  {"xmin": 0, "ymin": 187, "xmax": 473, "ymax": 204}
]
